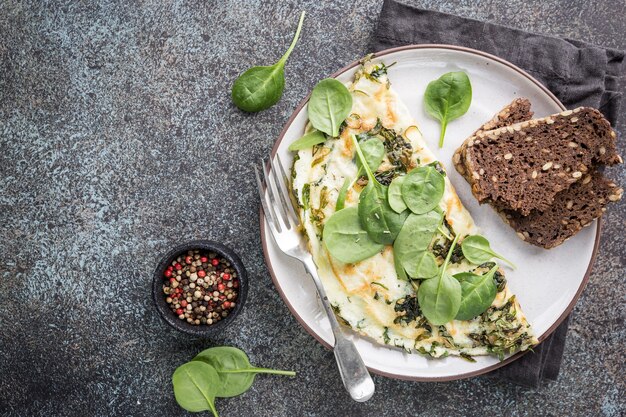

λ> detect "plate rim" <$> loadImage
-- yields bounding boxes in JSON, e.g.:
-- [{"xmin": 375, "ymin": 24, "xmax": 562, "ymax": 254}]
[{"xmin": 261, "ymin": 44, "xmax": 602, "ymax": 381}]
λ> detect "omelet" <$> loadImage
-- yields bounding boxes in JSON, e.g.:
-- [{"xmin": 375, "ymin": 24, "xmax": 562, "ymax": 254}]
[{"xmin": 291, "ymin": 58, "xmax": 537, "ymax": 359}]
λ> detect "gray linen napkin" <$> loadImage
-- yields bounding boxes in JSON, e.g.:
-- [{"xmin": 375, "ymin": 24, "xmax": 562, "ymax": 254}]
[{"xmin": 371, "ymin": 0, "xmax": 625, "ymax": 387}]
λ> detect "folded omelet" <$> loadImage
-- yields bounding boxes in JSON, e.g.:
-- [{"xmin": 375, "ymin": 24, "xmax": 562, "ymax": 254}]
[{"xmin": 291, "ymin": 58, "xmax": 537, "ymax": 359}]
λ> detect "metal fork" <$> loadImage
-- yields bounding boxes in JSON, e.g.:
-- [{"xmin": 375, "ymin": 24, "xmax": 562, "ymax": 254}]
[{"xmin": 255, "ymin": 155, "xmax": 375, "ymax": 402}]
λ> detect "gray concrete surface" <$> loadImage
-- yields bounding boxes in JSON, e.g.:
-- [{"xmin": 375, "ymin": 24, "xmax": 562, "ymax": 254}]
[{"xmin": 1, "ymin": 0, "xmax": 624, "ymax": 416}]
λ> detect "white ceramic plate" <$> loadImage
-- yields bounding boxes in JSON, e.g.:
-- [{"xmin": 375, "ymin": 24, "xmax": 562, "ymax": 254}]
[{"xmin": 261, "ymin": 45, "xmax": 599, "ymax": 381}]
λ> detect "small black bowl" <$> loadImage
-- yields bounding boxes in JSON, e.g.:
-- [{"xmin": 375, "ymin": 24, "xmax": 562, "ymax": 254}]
[{"xmin": 152, "ymin": 240, "xmax": 248, "ymax": 337}]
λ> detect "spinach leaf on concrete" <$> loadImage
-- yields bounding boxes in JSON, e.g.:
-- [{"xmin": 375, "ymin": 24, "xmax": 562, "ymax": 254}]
[
  {"xmin": 194, "ymin": 346, "xmax": 295, "ymax": 398},
  {"xmin": 232, "ymin": 12, "xmax": 305, "ymax": 112},
  {"xmin": 172, "ymin": 361, "xmax": 220, "ymax": 416}
]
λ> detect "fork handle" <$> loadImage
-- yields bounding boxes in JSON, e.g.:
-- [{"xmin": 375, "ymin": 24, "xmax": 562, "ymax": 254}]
[{"xmin": 302, "ymin": 257, "xmax": 375, "ymax": 402}]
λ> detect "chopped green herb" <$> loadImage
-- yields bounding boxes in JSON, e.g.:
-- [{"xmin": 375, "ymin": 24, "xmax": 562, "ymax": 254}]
[
  {"xmin": 382, "ymin": 327, "xmax": 390, "ymax": 344},
  {"xmin": 371, "ymin": 281, "xmax": 389, "ymax": 290}
]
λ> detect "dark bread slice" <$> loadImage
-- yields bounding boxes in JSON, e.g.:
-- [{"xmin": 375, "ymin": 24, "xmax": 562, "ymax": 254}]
[
  {"xmin": 454, "ymin": 103, "xmax": 623, "ymax": 248},
  {"xmin": 499, "ymin": 172, "xmax": 623, "ymax": 248},
  {"xmin": 454, "ymin": 98, "xmax": 533, "ymax": 181},
  {"xmin": 462, "ymin": 107, "xmax": 621, "ymax": 215}
]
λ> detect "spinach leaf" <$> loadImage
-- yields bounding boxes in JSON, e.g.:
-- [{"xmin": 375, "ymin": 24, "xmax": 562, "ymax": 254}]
[
  {"xmin": 308, "ymin": 78, "xmax": 353, "ymax": 137},
  {"xmin": 288, "ymin": 129, "xmax": 326, "ymax": 151},
  {"xmin": 417, "ymin": 235, "xmax": 462, "ymax": 325},
  {"xmin": 461, "ymin": 235, "xmax": 516, "ymax": 269},
  {"xmin": 412, "ymin": 251, "xmax": 439, "ymax": 279},
  {"xmin": 393, "ymin": 211, "xmax": 442, "ymax": 278},
  {"xmin": 401, "ymin": 166, "xmax": 445, "ymax": 214},
  {"xmin": 353, "ymin": 135, "xmax": 408, "ymax": 244},
  {"xmin": 358, "ymin": 183, "xmax": 408, "ymax": 244},
  {"xmin": 388, "ymin": 175, "xmax": 407, "ymax": 213},
  {"xmin": 335, "ymin": 138, "xmax": 383, "ymax": 211},
  {"xmin": 172, "ymin": 361, "xmax": 220, "ymax": 416},
  {"xmin": 393, "ymin": 247, "xmax": 409, "ymax": 281},
  {"xmin": 194, "ymin": 346, "xmax": 295, "ymax": 398},
  {"xmin": 423, "ymin": 71, "xmax": 472, "ymax": 147},
  {"xmin": 454, "ymin": 264, "xmax": 498, "ymax": 320},
  {"xmin": 356, "ymin": 138, "xmax": 385, "ymax": 174},
  {"xmin": 323, "ymin": 206, "xmax": 385, "ymax": 263},
  {"xmin": 335, "ymin": 177, "xmax": 351, "ymax": 211},
  {"xmin": 232, "ymin": 12, "xmax": 305, "ymax": 112}
]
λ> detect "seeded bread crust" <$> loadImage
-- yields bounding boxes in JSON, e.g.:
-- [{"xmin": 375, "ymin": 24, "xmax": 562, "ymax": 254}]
[
  {"xmin": 461, "ymin": 107, "xmax": 621, "ymax": 215},
  {"xmin": 499, "ymin": 172, "xmax": 623, "ymax": 248},
  {"xmin": 454, "ymin": 102, "xmax": 623, "ymax": 248}
]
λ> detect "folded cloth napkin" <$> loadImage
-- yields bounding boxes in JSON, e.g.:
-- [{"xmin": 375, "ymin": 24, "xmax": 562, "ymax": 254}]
[{"xmin": 372, "ymin": 0, "xmax": 625, "ymax": 388}]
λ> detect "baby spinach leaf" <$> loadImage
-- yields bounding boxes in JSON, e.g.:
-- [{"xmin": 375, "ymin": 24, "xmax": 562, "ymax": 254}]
[
  {"xmin": 353, "ymin": 135, "xmax": 407, "ymax": 244},
  {"xmin": 461, "ymin": 235, "xmax": 516, "ymax": 269},
  {"xmin": 417, "ymin": 235, "xmax": 462, "ymax": 325},
  {"xmin": 172, "ymin": 361, "xmax": 220, "ymax": 416},
  {"xmin": 288, "ymin": 129, "xmax": 326, "ymax": 151},
  {"xmin": 412, "ymin": 251, "xmax": 439, "ymax": 279},
  {"xmin": 401, "ymin": 166, "xmax": 445, "ymax": 214},
  {"xmin": 335, "ymin": 177, "xmax": 352, "ymax": 211},
  {"xmin": 335, "ymin": 138, "xmax": 383, "ymax": 211},
  {"xmin": 388, "ymin": 175, "xmax": 407, "ymax": 213},
  {"xmin": 393, "ymin": 211, "xmax": 442, "ymax": 278},
  {"xmin": 232, "ymin": 12, "xmax": 305, "ymax": 112},
  {"xmin": 194, "ymin": 346, "xmax": 295, "ymax": 398},
  {"xmin": 423, "ymin": 71, "xmax": 472, "ymax": 147},
  {"xmin": 358, "ymin": 182, "xmax": 408, "ymax": 245},
  {"xmin": 323, "ymin": 206, "xmax": 385, "ymax": 263},
  {"xmin": 356, "ymin": 138, "xmax": 385, "ymax": 174},
  {"xmin": 308, "ymin": 78, "xmax": 353, "ymax": 137},
  {"xmin": 454, "ymin": 265, "xmax": 498, "ymax": 320},
  {"xmin": 393, "ymin": 247, "xmax": 409, "ymax": 281}
]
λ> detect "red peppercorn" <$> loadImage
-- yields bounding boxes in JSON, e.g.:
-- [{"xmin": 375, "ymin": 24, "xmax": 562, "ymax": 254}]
[
  {"xmin": 211, "ymin": 259, "xmax": 219, "ymax": 266},
  {"xmin": 164, "ymin": 269, "xmax": 172, "ymax": 278},
  {"xmin": 174, "ymin": 263, "xmax": 182, "ymax": 270},
  {"xmin": 222, "ymin": 273, "xmax": 231, "ymax": 281},
  {"xmin": 176, "ymin": 308, "xmax": 183, "ymax": 315},
  {"xmin": 198, "ymin": 270, "xmax": 206, "ymax": 278},
  {"xmin": 167, "ymin": 265, "xmax": 174, "ymax": 272},
  {"xmin": 169, "ymin": 278, "xmax": 176, "ymax": 284},
  {"xmin": 219, "ymin": 295, "xmax": 226, "ymax": 300},
  {"xmin": 217, "ymin": 283, "xmax": 225, "ymax": 291},
  {"xmin": 222, "ymin": 301, "xmax": 230, "ymax": 309},
  {"xmin": 180, "ymin": 300, "xmax": 188, "ymax": 307},
  {"xmin": 185, "ymin": 256, "xmax": 193, "ymax": 264},
  {"xmin": 201, "ymin": 256, "xmax": 208, "ymax": 263},
  {"xmin": 176, "ymin": 288, "xmax": 183, "ymax": 294}
]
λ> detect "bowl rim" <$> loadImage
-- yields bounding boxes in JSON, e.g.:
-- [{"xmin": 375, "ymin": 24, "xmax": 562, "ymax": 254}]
[{"xmin": 152, "ymin": 239, "xmax": 248, "ymax": 337}]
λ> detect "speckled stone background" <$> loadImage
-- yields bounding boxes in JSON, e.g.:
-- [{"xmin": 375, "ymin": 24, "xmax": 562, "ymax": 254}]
[{"xmin": 1, "ymin": 0, "xmax": 624, "ymax": 416}]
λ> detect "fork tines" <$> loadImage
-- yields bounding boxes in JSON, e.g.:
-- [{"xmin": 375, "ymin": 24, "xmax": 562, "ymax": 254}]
[{"xmin": 254, "ymin": 155, "xmax": 299, "ymax": 234}]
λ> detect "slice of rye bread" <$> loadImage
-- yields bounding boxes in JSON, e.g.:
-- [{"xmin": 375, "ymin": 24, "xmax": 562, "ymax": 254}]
[
  {"xmin": 454, "ymin": 103, "xmax": 623, "ymax": 248},
  {"xmin": 461, "ymin": 107, "xmax": 622, "ymax": 215},
  {"xmin": 500, "ymin": 172, "xmax": 623, "ymax": 248},
  {"xmin": 454, "ymin": 98, "xmax": 533, "ymax": 183}
]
